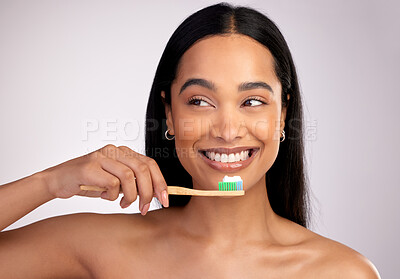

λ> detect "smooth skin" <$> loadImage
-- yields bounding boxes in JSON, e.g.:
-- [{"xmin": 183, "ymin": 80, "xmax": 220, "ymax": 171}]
[{"xmin": 0, "ymin": 34, "xmax": 380, "ymax": 278}]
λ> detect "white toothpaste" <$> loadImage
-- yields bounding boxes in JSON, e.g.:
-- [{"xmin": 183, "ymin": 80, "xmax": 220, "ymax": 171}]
[
  {"xmin": 222, "ymin": 175, "xmax": 243, "ymax": 190},
  {"xmin": 222, "ymin": 175, "xmax": 242, "ymax": 182}
]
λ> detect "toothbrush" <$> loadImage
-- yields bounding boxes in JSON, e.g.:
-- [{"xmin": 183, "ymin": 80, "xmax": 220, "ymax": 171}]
[{"xmin": 79, "ymin": 175, "xmax": 245, "ymax": 196}]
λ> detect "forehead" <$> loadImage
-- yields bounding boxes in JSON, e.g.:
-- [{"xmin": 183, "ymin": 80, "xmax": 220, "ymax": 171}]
[{"xmin": 174, "ymin": 34, "xmax": 278, "ymax": 84}]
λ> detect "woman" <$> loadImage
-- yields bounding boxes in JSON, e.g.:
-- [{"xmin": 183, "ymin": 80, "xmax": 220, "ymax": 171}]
[{"xmin": 0, "ymin": 3, "xmax": 380, "ymax": 278}]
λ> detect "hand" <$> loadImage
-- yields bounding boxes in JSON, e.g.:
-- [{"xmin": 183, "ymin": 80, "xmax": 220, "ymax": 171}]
[{"xmin": 41, "ymin": 144, "xmax": 169, "ymax": 214}]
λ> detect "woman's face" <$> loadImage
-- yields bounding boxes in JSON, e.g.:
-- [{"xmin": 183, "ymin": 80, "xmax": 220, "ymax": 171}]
[{"xmin": 162, "ymin": 34, "xmax": 288, "ymax": 190}]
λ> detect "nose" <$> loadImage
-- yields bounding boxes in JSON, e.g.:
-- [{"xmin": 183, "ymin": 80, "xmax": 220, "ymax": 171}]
[{"xmin": 211, "ymin": 108, "xmax": 247, "ymax": 142}]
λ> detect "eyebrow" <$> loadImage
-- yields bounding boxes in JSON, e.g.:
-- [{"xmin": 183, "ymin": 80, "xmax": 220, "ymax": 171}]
[{"xmin": 178, "ymin": 78, "xmax": 274, "ymax": 95}]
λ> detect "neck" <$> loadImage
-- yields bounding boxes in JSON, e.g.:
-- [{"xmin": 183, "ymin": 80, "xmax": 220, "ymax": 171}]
[{"xmin": 179, "ymin": 175, "xmax": 281, "ymax": 246}]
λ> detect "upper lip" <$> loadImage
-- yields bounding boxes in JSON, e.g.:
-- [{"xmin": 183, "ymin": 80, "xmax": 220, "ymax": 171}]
[{"xmin": 198, "ymin": 146, "xmax": 259, "ymax": 154}]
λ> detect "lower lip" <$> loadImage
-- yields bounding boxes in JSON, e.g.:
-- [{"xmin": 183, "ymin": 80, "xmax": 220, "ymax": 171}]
[{"xmin": 199, "ymin": 149, "xmax": 259, "ymax": 173}]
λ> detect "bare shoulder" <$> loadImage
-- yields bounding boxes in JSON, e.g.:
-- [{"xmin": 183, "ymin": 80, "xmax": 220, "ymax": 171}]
[
  {"xmin": 39, "ymin": 211, "xmax": 153, "ymax": 273},
  {"xmin": 300, "ymin": 228, "xmax": 380, "ymax": 278},
  {"xmin": 26, "ymin": 212, "xmax": 146, "ymax": 257},
  {"xmin": 273, "ymin": 217, "xmax": 380, "ymax": 278},
  {"xmin": 15, "ymin": 212, "xmax": 135, "ymax": 250},
  {"xmin": 0, "ymin": 212, "xmax": 126, "ymax": 278},
  {"xmin": 0, "ymin": 209, "xmax": 170, "ymax": 278}
]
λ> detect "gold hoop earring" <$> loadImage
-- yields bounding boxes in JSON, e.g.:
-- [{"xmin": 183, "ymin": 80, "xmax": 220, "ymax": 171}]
[
  {"xmin": 165, "ymin": 128, "xmax": 175, "ymax": 140},
  {"xmin": 280, "ymin": 130, "xmax": 286, "ymax": 142}
]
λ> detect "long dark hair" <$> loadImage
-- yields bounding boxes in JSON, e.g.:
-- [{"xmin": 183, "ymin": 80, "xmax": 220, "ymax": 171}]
[{"xmin": 145, "ymin": 2, "xmax": 311, "ymax": 228}]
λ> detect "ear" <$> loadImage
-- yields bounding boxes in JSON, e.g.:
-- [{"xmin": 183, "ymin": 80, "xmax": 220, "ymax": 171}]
[
  {"xmin": 280, "ymin": 93, "xmax": 290, "ymax": 132},
  {"xmin": 161, "ymin": 91, "xmax": 174, "ymax": 135}
]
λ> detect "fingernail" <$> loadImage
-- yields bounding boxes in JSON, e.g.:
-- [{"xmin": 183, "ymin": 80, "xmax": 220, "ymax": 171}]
[
  {"xmin": 101, "ymin": 191, "xmax": 108, "ymax": 199},
  {"xmin": 121, "ymin": 201, "xmax": 130, "ymax": 208},
  {"xmin": 141, "ymin": 203, "xmax": 150, "ymax": 215},
  {"xmin": 162, "ymin": 190, "xmax": 169, "ymax": 208}
]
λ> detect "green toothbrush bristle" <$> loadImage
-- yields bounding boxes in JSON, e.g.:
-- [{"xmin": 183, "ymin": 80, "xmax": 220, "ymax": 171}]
[
  {"xmin": 218, "ymin": 180, "xmax": 243, "ymax": 191},
  {"xmin": 221, "ymin": 181, "xmax": 236, "ymax": 191}
]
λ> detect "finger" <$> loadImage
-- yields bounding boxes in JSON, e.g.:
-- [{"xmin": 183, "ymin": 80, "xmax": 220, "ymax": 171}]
[
  {"xmin": 99, "ymin": 156, "xmax": 138, "ymax": 207},
  {"xmin": 97, "ymin": 144, "xmax": 140, "ymax": 207},
  {"xmin": 100, "ymin": 145, "xmax": 159, "ymax": 212},
  {"xmin": 141, "ymin": 157, "xmax": 169, "ymax": 208},
  {"xmin": 81, "ymin": 166, "xmax": 121, "ymax": 201},
  {"xmin": 115, "ymin": 148, "xmax": 154, "ymax": 213},
  {"xmin": 117, "ymin": 146, "xmax": 168, "ymax": 207}
]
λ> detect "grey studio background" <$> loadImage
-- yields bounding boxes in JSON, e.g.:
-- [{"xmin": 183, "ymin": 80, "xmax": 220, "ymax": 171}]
[{"xmin": 0, "ymin": 0, "xmax": 398, "ymax": 277}]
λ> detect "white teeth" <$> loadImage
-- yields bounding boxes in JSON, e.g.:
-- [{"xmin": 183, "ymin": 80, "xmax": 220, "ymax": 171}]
[
  {"xmin": 228, "ymin": 154, "xmax": 235, "ymax": 163},
  {"xmin": 235, "ymin": 153, "xmax": 241, "ymax": 161},
  {"xmin": 210, "ymin": 151, "xmax": 215, "ymax": 160},
  {"xmin": 203, "ymin": 149, "xmax": 251, "ymax": 163},
  {"xmin": 240, "ymin": 150, "xmax": 249, "ymax": 161}
]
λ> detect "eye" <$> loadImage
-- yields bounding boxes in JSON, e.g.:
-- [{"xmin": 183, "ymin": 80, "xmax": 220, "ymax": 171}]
[
  {"xmin": 187, "ymin": 97, "xmax": 212, "ymax": 107},
  {"xmin": 242, "ymin": 97, "xmax": 266, "ymax": 107}
]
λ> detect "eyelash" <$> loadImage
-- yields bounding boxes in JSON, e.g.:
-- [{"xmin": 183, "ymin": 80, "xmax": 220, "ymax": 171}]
[
  {"xmin": 187, "ymin": 97, "xmax": 209, "ymax": 106},
  {"xmin": 242, "ymin": 96, "xmax": 267, "ymax": 107},
  {"xmin": 187, "ymin": 96, "xmax": 267, "ymax": 107}
]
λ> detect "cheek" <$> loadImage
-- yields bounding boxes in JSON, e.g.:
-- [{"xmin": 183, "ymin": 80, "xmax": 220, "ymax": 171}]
[
  {"xmin": 250, "ymin": 115, "xmax": 281, "ymax": 142},
  {"xmin": 172, "ymin": 106, "xmax": 211, "ymax": 141},
  {"xmin": 252, "ymin": 112, "xmax": 282, "ymax": 167},
  {"xmin": 174, "ymin": 117, "xmax": 204, "ymax": 140},
  {"xmin": 171, "ymin": 110, "xmax": 204, "ymax": 164}
]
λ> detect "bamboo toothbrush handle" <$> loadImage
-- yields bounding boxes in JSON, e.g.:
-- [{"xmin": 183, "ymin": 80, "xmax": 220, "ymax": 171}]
[
  {"xmin": 166, "ymin": 186, "xmax": 244, "ymax": 196},
  {"xmin": 79, "ymin": 185, "xmax": 244, "ymax": 196}
]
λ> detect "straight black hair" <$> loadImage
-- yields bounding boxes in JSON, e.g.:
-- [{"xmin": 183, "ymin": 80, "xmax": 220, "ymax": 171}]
[{"xmin": 145, "ymin": 2, "xmax": 311, "ymax": 228}]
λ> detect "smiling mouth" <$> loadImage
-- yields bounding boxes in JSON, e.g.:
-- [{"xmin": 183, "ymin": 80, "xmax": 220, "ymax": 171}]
[{"xmin": 198, "ymin": 148, "xmax": 259, "ymax": 163}]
